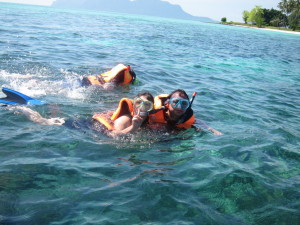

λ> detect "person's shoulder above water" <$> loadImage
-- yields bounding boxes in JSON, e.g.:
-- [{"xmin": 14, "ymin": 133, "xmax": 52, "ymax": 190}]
[
  {"xmin": 148, "ymin": 89, "xmax": 223, "ymax": 135},
  {"xmin": 81, "ymin": 64, "xmax": 137, "ymax": 90},
  {"xmin": 93, "ymin": 91, "xmax": 154, "ymax": 136}
]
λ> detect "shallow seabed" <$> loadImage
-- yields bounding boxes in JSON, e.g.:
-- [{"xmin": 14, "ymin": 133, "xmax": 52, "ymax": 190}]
[{"xmin": 0, "ymin": 3, "xmax": 300, "ymax": 225}]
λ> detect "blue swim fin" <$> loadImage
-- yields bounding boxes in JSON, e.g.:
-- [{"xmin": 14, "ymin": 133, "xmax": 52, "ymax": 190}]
[{"xmin": 0, "ymin": 88, "xmax": 46, "ymax": 105}]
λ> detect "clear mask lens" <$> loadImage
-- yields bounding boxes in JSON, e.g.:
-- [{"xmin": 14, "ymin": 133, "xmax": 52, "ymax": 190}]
[{"xmin": 133, "ymin": 97, "xmax": 153, "ymax": 113}]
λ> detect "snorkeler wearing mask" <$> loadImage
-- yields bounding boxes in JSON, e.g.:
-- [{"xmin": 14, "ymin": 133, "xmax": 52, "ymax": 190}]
[
  {"xmin": 92, "ymin": 92, "xmax": 154, "ymax": 135},
  {"xmin": 81, "ymin": 64, "xmax": 137, "ymax": 90},
  {"xmin": 149, "ymin": 89, "xmax": 194, "ymax": 129},
  {"xmin": 10, "ymin": 90, "xmax": 154, "ymax": 136},
  {"xmin": 149, "ymin": 89, "xmax": 223, "ymax": 135},
  {"xmin": 9, "ymin": 89, "xmax": 221, "ymax": 135}
]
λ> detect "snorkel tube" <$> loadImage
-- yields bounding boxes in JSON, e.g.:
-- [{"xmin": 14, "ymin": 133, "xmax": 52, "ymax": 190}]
[
  {"xmin": 190, "ymin": 92, "xmax": 197, "ymax": 108},
  {"xmin": 148, "ymin": 106, "xmax": 165, "ymax": 115}
]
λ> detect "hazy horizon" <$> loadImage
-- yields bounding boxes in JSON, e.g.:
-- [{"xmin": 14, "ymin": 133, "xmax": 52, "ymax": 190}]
[{"xmin": 0, "ymin": 0, "xmax": 279, "ymax": 22}]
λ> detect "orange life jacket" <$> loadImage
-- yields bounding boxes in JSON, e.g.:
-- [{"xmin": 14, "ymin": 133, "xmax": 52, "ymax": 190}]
[
  {"xmin": 86, "ymin": 64, "xmax": 135, "ymax": 86},
  {"xmin": 149, "ymin": 94, "xmax": 195, "ymax": 129},
  {"xmin": 92, "ymin": 98, "xmax": 134, "ymax": 130}
]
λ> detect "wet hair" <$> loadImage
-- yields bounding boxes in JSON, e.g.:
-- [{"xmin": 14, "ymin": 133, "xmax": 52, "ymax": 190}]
[
  {"xmin": 112, "ymin": 68, "xmax": 136, "ymax": 85},
  {"xmin": 111, "ymin": 70, "xmax": 125, "ymax": 84},
  {"xmin": 167, "ymin": 89, "xmax": 189, "ymax": 100},
  {"xmin": 136, "ymin": 91, "xmax": 154, "ymax": 103}
]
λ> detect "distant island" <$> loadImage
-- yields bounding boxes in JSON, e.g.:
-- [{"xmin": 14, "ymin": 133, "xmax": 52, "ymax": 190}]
[{"xmin": 52, "ymin": 0, "xmax": 215, "ymax": 23}]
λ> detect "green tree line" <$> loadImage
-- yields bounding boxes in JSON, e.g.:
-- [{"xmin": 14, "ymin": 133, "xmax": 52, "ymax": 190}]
[{"xmin": 242, "ymin": 0, "xmax": 300, "ymax": 30}]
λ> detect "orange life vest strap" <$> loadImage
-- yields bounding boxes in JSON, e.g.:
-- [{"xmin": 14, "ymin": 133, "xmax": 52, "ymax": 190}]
[
  {"xmin": 121, "ymin": 69, "xmax": 134, "ymax": 86},
  {"xmin": 149, "ymin": 94, "xmax": 168, "ymax": 124},
  {"xmin": 111, "ymin": 98, "xmax": 134, "ymax": 121},
  {"xmin": 93, "ymin": 113, "xmax": 114, "ymax": 130},
  {"xmin": 176, "ymin": 114, "xmax": 195, "ymax": 129},
  {"xmin": 86, "ymin": 75, "xmax": 102, "ymax": 85}
]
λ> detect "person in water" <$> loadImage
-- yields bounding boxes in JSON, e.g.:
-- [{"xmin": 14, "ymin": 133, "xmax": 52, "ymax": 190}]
[
  {"xmin": 14, "ymin": 91, "xmax": 154, "ymax": 136},
  {"xmin": 149, "ymin": 89, "xmax": 223, "ymax": 135},
  {"xmin": 92, "ymin": 92, "xmax": 154, "ymax": 136},
  {"xmin": 80, "ymin": 64, "xmax": 137, "ymax": 90}
]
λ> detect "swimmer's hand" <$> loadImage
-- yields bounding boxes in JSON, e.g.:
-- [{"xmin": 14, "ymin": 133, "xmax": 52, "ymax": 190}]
[
  {"xmin": 131, "ymin": 108, "xmax": 144, "ymax": 131},
  {"xmin": 208, "ymin": 128, "xmax": 223, "ymax": 135},
  {"xmin": 131, "ymin": 115, "xmax": 143, "ymax": 130},
  {"xmin": 44, "ymin": 117, "xmax": 65, "ymax": 125}
]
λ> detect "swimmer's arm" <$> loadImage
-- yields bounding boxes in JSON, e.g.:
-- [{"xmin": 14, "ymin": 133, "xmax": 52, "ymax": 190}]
[
  {"xmin": 196, "ymin": 120, "xmax": 223, "ymax": 135},
  {"xmin": 111, "ymin": 115, "xmax": 136, "ymax": 135},
  {"xmin": 109, "ymin": 126, "xmax": 136, "ymax": 137},
  {"xmin": 112, "ymin": 125, "xmax": 136, "ymax": 135},
  {"xmin": 13, "ymin": 106, "xmax": 65, "ymax": 125},
  {"xmin": 111, "ymin": 114, "xmax": 143, "ymax": 136}
]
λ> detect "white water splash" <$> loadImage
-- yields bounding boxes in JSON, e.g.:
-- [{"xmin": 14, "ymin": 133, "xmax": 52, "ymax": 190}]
[{"xmin": 0, "ymin": 69, "xmax": 87, "ymax": 100}]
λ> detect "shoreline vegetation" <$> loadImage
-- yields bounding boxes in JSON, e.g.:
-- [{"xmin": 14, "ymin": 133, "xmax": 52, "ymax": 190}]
[
  {"xmin": 220, "ymin": 0, "xmax": 300, "ymax": 35},
  {"xmin": 220, "ymin": 22, "xmax": 300, "ymax": 35}
]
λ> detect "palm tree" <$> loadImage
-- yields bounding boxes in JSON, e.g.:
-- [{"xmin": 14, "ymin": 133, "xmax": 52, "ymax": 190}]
[
  {"xmin": 278, "ymin": 0, "xmax": 300, "ymax": 29},
  {"xmin": 288, "ymin": 0, "xmax": 300, "ymax": 30}
]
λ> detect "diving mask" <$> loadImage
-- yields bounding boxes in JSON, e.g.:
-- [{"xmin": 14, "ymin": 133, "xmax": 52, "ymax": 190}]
[
  {"xmin": 133, "ymin": 97, "xmax": 153, "ymax": 116},
  {"xmin": 169, "ymin": 97, "xmax": 190, "ymax": 110}
]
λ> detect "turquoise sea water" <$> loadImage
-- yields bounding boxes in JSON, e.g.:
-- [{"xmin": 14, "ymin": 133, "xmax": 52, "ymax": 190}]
[{"xmin": 1, "ymin": 2, "xmax": 300, "ymax": 224}]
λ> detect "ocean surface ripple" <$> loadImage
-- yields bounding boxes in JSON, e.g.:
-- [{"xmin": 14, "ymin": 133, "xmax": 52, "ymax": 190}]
[{"xmin": 0, "ymin": 3, "xmax": 300, "ymax": 225}]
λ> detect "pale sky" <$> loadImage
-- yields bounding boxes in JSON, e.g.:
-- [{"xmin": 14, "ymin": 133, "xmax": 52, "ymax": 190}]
[{"xmin": 0, "ymin": 0, "xmax": 280, "ymax": 22}]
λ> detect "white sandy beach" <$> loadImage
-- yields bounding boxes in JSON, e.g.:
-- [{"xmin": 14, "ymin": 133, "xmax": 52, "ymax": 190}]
[{"xmin": 231, "ymin": 24, "xmax": 300, "ymax": 35}]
